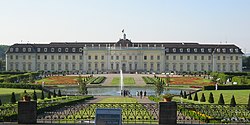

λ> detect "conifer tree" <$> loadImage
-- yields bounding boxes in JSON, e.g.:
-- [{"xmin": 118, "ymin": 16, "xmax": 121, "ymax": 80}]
[
  {"xmin": 47, "ymin": 92, "xmax": 51, "ymax": 99},
  {"xmin": 200, "ymin": 93, "xmax": 206, "ymax": 102},
  {"xmin": 53, "ymin": 89, "xmax": 57, "ymax": 98},
  {"xmin": 208, "ymin": 92, "xmax": 214, "ymax": 103},
  {"xmin": 230, "ymin": 95, "xmax": 236, "ymax": 107},
  {"xmin": 58, "ymin": 89, "xmax": 62, "ymax": 97},
  {"xmin": 193, "ymin": 92, "xmax": 198, "ymax": 101},
  {"xmin": 11, "ymin": 92, "xmax": 16, "ymax": 104},
  {"xmin": 180, "ymin": 90, "xmax": 183, "ymax": 97},
  {"xmin": 183, "ymin": 91, "xmax": 187, "ymax": 99},
  {"xmin": 41, "ymin": 90, "xmax": 44, "ymax": 100},
  {"xmin": 0, "ymin": 98, "xmax": 2, "ymax": 106},
  {"xmin": 247, "ymin": 94, "xmax": 250, "ymax": 110},
  {"xmin": 218, "ymin": 93, "xmax": 225, "ymax": 105},
  {"xmin": 188, "ymin": 93, "xmax": 192, "ymax": 100},
  {"xmin": 33, "ymin": 90, "xmax": 37, "ymax": 100}
]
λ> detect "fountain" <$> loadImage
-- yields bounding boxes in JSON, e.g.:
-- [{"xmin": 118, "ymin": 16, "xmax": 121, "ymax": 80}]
[{"xmin": 120, "ymin": 69, "xmax": 124, "ymax": 92}]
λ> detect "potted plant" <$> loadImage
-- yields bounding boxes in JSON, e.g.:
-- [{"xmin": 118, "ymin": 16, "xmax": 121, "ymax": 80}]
[
  {"xmin": 162, "ymin": 93, "xmax": 174, "ymax": 102},
  {"xmin": 20, "ymin": 92, "xmax": 31, "ymax": 102}
]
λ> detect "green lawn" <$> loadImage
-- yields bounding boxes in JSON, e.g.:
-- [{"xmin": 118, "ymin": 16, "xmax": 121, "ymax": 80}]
[
  {"xmin": 98, "ymin": 97, "xmax": 138, "ymax": 103},
  {"xmin": 111, "ymin": 77, "xmax": 135, "ymax": 85},
  {"xmin": 0, "ymin": 88, "xmax": 42, "ymax": 104},
  {"xmin": 173, "ymin": 90, "xmax": 250, "ymax": 104}
]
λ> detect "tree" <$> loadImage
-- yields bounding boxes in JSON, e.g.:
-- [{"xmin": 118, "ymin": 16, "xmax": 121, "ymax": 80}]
[
  {"xmin": 154, "ymin": 80, "xmax": 165, "ymax": 96},
  {"xmin": 58, "ymin": 89, "xmax": 62, "ymax": 97},
  {"xmin": 200, "ymin": 93, "xmax": 206, "ymax": 102},
  {"xmin": 218, "ymin": 93, "xmax": 225, "ymax": 105},
  {"xmin": 41, "ymin": 90, "xmax": 44, "ymax": 100},
  {"xmin": 188, "ymin": 93, "xmax": 192, "ymax": 100},
  {"xmin": 183, "ymin": 91, "xmax": 187, "ymax": 99},
  {"xmin": 247, "ymin": 94, "xmax": 250, "ymax": 110},
  {"xmin": 208, "ymin": 92, "xmax": 214, "ymax": 103},
  {"xmin": 230, "ymin": 95, "xmax": 236, "ymax": 107},
  {"xmin": 193, "ymin": 92, "xmax": 198, "ymax": 101},
  {"xmin": 33, "ymin": 90, "xmax": 37, "ymax": 100},
  {"xmin": 47, "ymin": 92, "xmax": 51, "ymax": 99},
  {"xmin": 11, "ymin": 92, "xmax": 16, "ymax": 104},
  {"xmin": 165, "ymin": 75, "xmax": 170, "ymax": 86},
  {"xmin": 53, "ymin": 89, "xmax": 57, "ymax": 98},
  {"xmin": 78, "ymin": 75, "xmax": 88, "ymax": 95},
  {"xmin": 0, "ymin": 98, "xmax": 2, "ymax": 106},
  {"xmin": 180, "ymin": 90, "xmax": 183, "ymax": 98}
]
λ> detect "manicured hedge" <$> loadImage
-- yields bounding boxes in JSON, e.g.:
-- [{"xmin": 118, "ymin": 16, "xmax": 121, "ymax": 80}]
[
  {"xmin": 0, "ymin": 83, "xmax": 42, "ymax": 90},
  {"xmin": 203, "ymin": 85, "xmax": 250, "ymax": 90},
  {"xmin": 90, "ymin": 76, "xmax": 106, "ymax": 84},
  {"xmin": 0, "ymin": 72, "xmax": 27, "ymax": 75},
  {"xmin": 142, "ymin": 76, "xmax": 157, "ymax": 84}
]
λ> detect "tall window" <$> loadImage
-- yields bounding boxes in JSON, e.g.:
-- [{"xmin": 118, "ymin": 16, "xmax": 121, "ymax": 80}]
[
  {"xmin": 150, "ymin": 56, "xmax": 153, "ymax": 60},
  {"xmin": 144, "ymin": 56, "xmax": 147, "ymax": 60},
  {"xmin": 88, "ymin": 56, "xmax": 91, "ymax": 60},
  {"xmin": 180, "ymin": 56, "xmax": 183, "ymax": 60},
  {"xmin": 58, "ymin": 55, "xmax": 61, "ymax": 60},
  {"xmin": 157, "ymin": 56, "xmax": 160, "ymax": 60},
  {"xmin": 95, "ymin": 56, "xmax": 98, "ymax": 60},
  {"xmin": 65, "ymin": 55, "xmax": 68, "ymax": 60},
  {"xmin": 51, "ymin": 63, "xmax": 55, "ymax": 70},
  {"xmin": 72, "ymin": 55, "xmax": 75, "ymax": 60},
  {"xmin": 144, "ymin": 63, "xmax": 147, "ymax": 70},
  {"xmin": 194, "ymin": 56, "xmax": 197, "ymax": 60},
  {"xmin": 187, "ymin": 56, "xmax": 190, "ymax": 60},
  {"xmin": 173, "ymin": 56, "xmax": 176, "ymax": 60},
  {"xmin": 101, "ymin": 55, "xmax": 104, "ymax": 60}
]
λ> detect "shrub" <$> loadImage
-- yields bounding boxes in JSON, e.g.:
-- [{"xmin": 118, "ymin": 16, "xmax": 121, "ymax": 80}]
[
  {"xmin": 193, "ymin": 92, "xmax": 198, "ymax": 101},
  {"xmin": 218, "ymin": 93, "xmax": 225, "ymax": 105},
  {"xmin": 0, "ymin": 83, "xmax": 42, "ymax": 90},
  {"xmin": 188, "ymin": 93, "xmax": 192, "ymax": 100},
  {"xmin": 200, "ymin": 93, "xmax": 206, "ymax": 102},
  {"xmin": 33, "ymin": 90, "xmax": 37, "ymax": 100},
  {"xmin": 208, "ymin": 92, "xmax": 214, "ymax": 103},
  {"xmin": 53, "ymin": 89, "xmax": 57, "ymax": 98},
  {"xmin": 180, "ymin": 90, "xmax": 183, "ymax": 97},
  {"xmin": 230, "ymin": 95, "xmax": 236, "ymax": 107},
  {"xmin": 0, "ymin": 98, "xmax": 2, "ymax": 106},
  {"xmin": 11, "ymin": 92, "xmax": 16, "ymax": 104},
  {"xmin": 58, "ymin": 89, "xmax": 62, "ymax": 97},
  {"xmin": 183, "ymin": 91, "xmax": 187, "ymax": 99},
  {"xmin": 47, "ymin": 92, "xmax": 51, "ymax": 99},
  {"xmin": 41, "ymin": 90, "xmax": 44, "ymax": 100}
]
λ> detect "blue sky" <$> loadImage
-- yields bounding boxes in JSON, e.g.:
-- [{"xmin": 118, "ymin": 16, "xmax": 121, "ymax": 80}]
[{"xmin": 0, "ymin": 0, "xmax": 250, "ymax": 52}]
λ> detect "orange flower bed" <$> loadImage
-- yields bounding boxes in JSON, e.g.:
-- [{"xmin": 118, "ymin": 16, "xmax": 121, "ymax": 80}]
[
  {"xmin": 36, "ymin": 76, "xmax": 86, "ymax": 85},
  {"xmin": 162, "ymin": 77, "xmax": 214, "ymax": 85}
]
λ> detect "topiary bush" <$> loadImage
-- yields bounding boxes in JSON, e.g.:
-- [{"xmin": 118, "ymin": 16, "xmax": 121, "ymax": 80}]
[
  {"xmin": 188, "ymin": 93, "xmax": 192, "ymax": 100},
  {"xmin": 10, "ymin": 92, "xmax": 16, "ymax": 104},
  {"xmin": 208, "ymin": 92, "xmax": 214, "ymax": 103},
  {"xmin": 200, "ymin": 93, "xmax": 206, "ymax": 102},
  {"xmin": 183, "ymin": 91, "xmax": 187, "ymax": 99},
  {"xmin": 58, "ymin": 89, "xmax": 62, "ymax": 97},
  {"xmin": 180, "ymin": 90, "xmax": 183, "ymax": 97},
  {"xmin": 218, "ymin": 93, "xmax": 225, "ymax": 105},
  {"xmin": 41, "ymin": 90, "xmax": 44, "ymax": 100},
  {"xmin": 33, "ymin": 90, "xmax": 37, "ymax": 100},
  {"xmin": 47, "ymin": 92, "xmax": 51, "ymax": 99},
  {"xmin": 53, "ymin": 89, "xmax": 57, "ymax": 98},
  {"xmin": 230, "ymin": 95, "xmax": 236, "ymax": 107},
  {"xmin": 193, "ymin": 92, "xmax": 198, "ymax": 101},
  {"xmin": 0, "ymin": 98, "xmax": 2, "ymax": 106}
]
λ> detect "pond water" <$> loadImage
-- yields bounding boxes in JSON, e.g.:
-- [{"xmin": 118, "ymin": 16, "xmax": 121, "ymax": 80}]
[{"xmin": 47, "ymin": 86, "xmax": 193, "ymax": 96}]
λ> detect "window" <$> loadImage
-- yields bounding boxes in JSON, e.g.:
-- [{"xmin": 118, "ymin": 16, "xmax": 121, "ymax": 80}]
[
  {"xmin": 173, "ymin": 56, "xmax": 176, "ymax": 60},
  {"xmin": 10, "ymin": 48, "xmax": 13, "ymax": 52},
  {"xmin": 236, "ymin": 56, "xmax": 238, "ymax": 60},
  {"xmin": 116, "ymin": 56, "xmax": 119, "ymax": 60},
  {"xmin": 173, "ymin": 48, "xmax": 176, "ymax": 52},
  {"xmin": 16, "ymin": 55, "xmax": 18, "ymax": 60},
  {"xmin": 208, "ymin": 56, "xmax": 211, "ymax": 60},
  {"xmin": 95, "ymin": 55, "xmax": 98, "ymax": 60},
  {"xmin": 72, "ymin": 55, "xmax": 75, "ymax": 60},
  {"xmin": 123, "ymin": 56, "xmax": 125, "ymax": 60},
  {"xmin": 135, "ymin": 56, "xmax": 137, "ymax": 60},
  {"xmin": 187, "ymin": 64, "xmax": 190, "ymax": 71},
  {"xmin": 144, "ymin": 56, "xmax": 147, "ymax": 60},
  {"xmin": 135, "ymin": 63, "xmax": 138, "ymax": 70},
  {"xmin": 144, "ymin": 63, "xmax": 147, "ymax": 70},
  {"xmin": 157, "ymin": 56, "xmax": 160, "ymax": 60},
  {"xmin": 58, "ymin": 55, "xmax": 61, "ymax": 60},
  {"xmin": 72, "ymin": 48, "xmax": 76, "ymax": 52},
  {"xmin": 79, "ymin": 63, "xmax": 83, "ymax": 70},
  {"xmin": 23, "ymin": 55, "xmax": 26, "ymax": 60},
  {"xmin": 166, "ymin": 56, "xmax": 169, "ymax": 60},
  {"xmin": 111, "ymin": 56, "xmax": 113, "ymax": 60},
  {"xmin": 187, "ymin": 56, "xmax": 190, "ymax": 60},
  {"xmin": 65, "ymin": 55, "xmax": 68, "ymax": 60},
  {"xmin": 194, "ymin": 48, "xmax": 197, "ymax": 52},
  {"xmin": 44, "ymin": 55, "xmax": 47, "ymax": 60},
  {"xmin": 28, "ymin": 55, "xmax": 31, "ymax": 60},
  {"xmin": 65, "ymin": 48, "xmax": 69, "ymax": 52},
  {"xmin": 201, "ymin": 48, "xmax": 205, "ymax": 52},
  {"xmin": 180, "ymin": 64, "xmax": 183, "ymax": 71},
  {"xmin": 44, "ymin": 63, "xmax": 47, "ymax": 70},
  {"xmin": 150, "ymin": 63, "xmax": 154, "ymax": 71},
  {"xmin": 58, "ymin": 63, "xmax": 62, "ymax": 70},
  {"xmin": 101, "ymin": 55, "xmax": 104, "ymax": 60},
  {"xmin": 51, "ymin": 55, "xmax": 54, "ymax": 60},
  {"xmin": 217, "ymin": 56, "xmax": 220, "ymax": 60},
  {"xmin": 79, "ymin": 48, "xmax": 83, "ymax": 52},
  {"xmin": 180, "ymin": 48, "xmax": 183, "ymax": 52},
  {"xmin": 230, "ymin": 56, "xmax": 233, "ymax": 60},
  {"xmin": 101, "ymin": 63, "xmax": 104, "ymax": 70},
  {"xmin": 37, "ymin": 55, "xmax": 40, "ymax": 60},
  {"xmin": 51, "ymin": 48, "xmax": 54, "ymax": 52},
  {"xmin": 116, "ymin": 63, "xmax": 119, "ymax": 70},
  {"xmin": 229, "ymin": 48, "xmax": 233, "ymax": 53},
  {"xmin": 129, "ymin": 63, "xmax": 132, "ymax": 70},
  {"xmin": 208, "ymin": 48, "xmax": 212, "ymax": 53},
  {"xmin": 129, "ymin": 56, "xmax": 132, "ymax": 60},
  {"xmin": 223, "ymin": 56, "xmax": 226, "ymax": 60},
  {"xmin": 222, "ymin": 48, "xmax": 226, "ymax": 53},
  {"xmin": 235, "ymin": 49, "xmax": 239, "ymax": 53},
  {"xmin": 217, "ymin": 48, "xmax": 220, "ymax": 52},
  {"xmin": 187, "ymin": 48, "xmax": 190, "ymax": 52},
  {"xmin": 201, "ymin": 56, "xmax": 204, "ymax": 60},
  {"xmin": 72, "ymin": 63, "xmax": 76, "ymax": 70},
  {"xmin": 51, "ymin": 63, "xmax": 55, "ymax": 70},
  {"xmin": 15, "ymin": 48, "xmax": 19, "ymax": 52},
  {"xmin": 194, "ymin": 56, "xmax": 197, "ymax": 60},
  {"xmin": 65, "ymin": 63, "xmax": 69, "ymax": 70},
  {"xmin": 180, "ymin": 56, "xmax": 183, "ymax": 60},
  {"xmin": 111, "ymin": 63, "xmax": 114, "ymax": 70},
  {"xmin": 23, "ymin": 48, "xmax": 26, "ymax": 52},
  {"xmin": 44, "ymin": 48, "xmax": 47, "ymax": 52},
  {"xmin": 28, "ymin": 48, "xmax": 31, "ymax": 52},
  {"xmin": 194, "ymin": 64, "xmax": 197, "ymax": 71},
  {"xmin": 58, "ymin": 48, "xmax": 61, "ymax": 52},
  {"xmin": 10, "ymin": 55, "xmax": 13, "ymax": 59},
  {"xmin": 150, "ymin": 56, "xmax": 153, "ymax": 60},
  {"xmin": 157, "ymin": 63, "xmax": 160, "ymax": 71},
  {"xmin": 37, "ymin": 48, "xmax": 40, "ymax": 52},
  {"xmin": 165, "ymin": 48, "xmax": 169, "ymax": 52},
  {"xmin": 80, "ymin": 55, "xmax": 83, "ymax": 60},
  {"xmin": 88, "ymin": 56, "xmax": 91, "ymax": 60}
]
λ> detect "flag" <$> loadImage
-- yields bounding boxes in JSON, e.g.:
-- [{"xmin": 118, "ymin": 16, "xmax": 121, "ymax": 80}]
[{"xmin": 122, "ymin": 29, "xmax": 124, "ymax": 33}]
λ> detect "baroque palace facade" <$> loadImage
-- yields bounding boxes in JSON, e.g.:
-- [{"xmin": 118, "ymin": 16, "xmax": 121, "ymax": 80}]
[{"xmin": 6, "ymin": 34, "xmax": 243, "ymax": 73}]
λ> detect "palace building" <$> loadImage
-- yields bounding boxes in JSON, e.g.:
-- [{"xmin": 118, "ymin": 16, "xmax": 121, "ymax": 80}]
[{"xmin": 5, "ymin": 34, "xmax": 243, "ymax": 73}]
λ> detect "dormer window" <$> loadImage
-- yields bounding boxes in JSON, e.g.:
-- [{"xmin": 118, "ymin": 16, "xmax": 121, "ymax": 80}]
[
  {"xmin": 148, "ymin": 44, "xmax": 150, "ymax": 47},
  {"xmin": 187, "ymin": 48, "xmax": 190, "ymax": 52},
  {"xmin": 222, "ymin": 48, "xmax": 226, "ymax": 53},
  {"xmin": 230, "ymin": 48, "xmax": 233, "ymax": 52},
  {"xmin": 28, "ymin": 48, "xmax": 31, "ymax": 52},
  {"xmin": 23, "ymin": 48, "xmax": 26, "ymax": 52},
  {"xmin": 208, "ymin": 48, "xmax": 211, "ymax": 53},
  {"xmin": 166, "ymin": 48, "xmax": 169, "ymax": 52},
  {"xmin": 217, "ymin": 48, "xmax": 220, "ymax": 52},
  {"xmin": 37, "ymin": 48, "xmax": 40, "ymax": 52},
  {"xmin": 44, "ymin": 48, "xmax": 47, "ymax": 52},
  {"xmin": 79, "ymin": 48, "xmax": 83, "ymax": 52},
  {"xmin": 51, "ymin": 48, "xmax": 54, "ymax": 52},
  {"xmin": 65, "ymin": 48, "xmax": 68, "ymax": 52},
  {"xmin": 194, "ymin": 48, "xmax": 197, "ymax": 52},
  {"xmin": 180, "ymin": 48, "xmax": 183, "ymax": 52},
  {"xmin": 154, "ymin": 44, "xmax": 156, "ymax": 47},
  {"xmin": 235, "ymin": 48, "xmax": 239, "ymax": 53},
  {"xmin": 201, "ymin": 48, "xmax": 205, "ymax": 52},
  {"xmin": 72, "ymin": 48, "xmax": 76, "ymax": 52},
  {"xmin": 58, "ymin": 48, "xmax": 61, "ymax": 52},
  {"xmin": 173, "ymin": 48, "xmax": 176, "ymax": 52},
  {"xmin": 10, "ymin": 48, "xmax": 13, "ymax": 52}
]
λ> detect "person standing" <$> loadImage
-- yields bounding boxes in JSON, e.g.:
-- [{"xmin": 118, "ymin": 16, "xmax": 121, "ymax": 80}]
[
  {"xmin": 140, "ymin": 91, "xmax": 143, "ymax": 99},
  {"xmin": 144, "ymin": 91, "xmax": 147, "ymax": 98}
]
